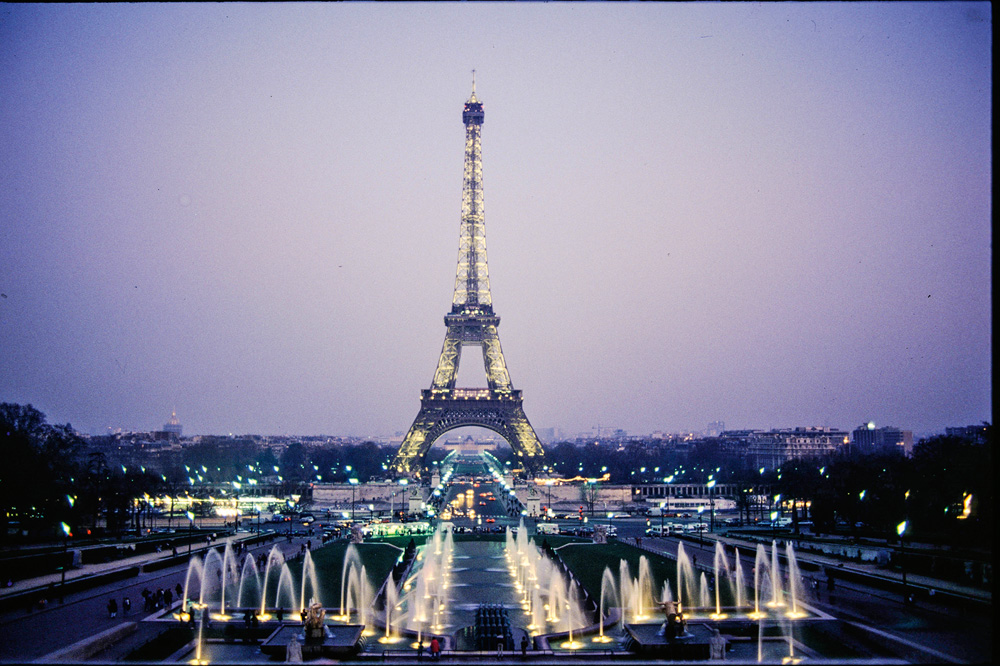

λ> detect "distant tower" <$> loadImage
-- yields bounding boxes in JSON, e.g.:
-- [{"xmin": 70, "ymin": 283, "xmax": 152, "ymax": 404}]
[
  {"xmin": 391, "ymin": 76, "xmax": 545, "ymax": 476},
  {"xmin": 164, "ymin": 410, "xmax": 182, "ymax": 437}
]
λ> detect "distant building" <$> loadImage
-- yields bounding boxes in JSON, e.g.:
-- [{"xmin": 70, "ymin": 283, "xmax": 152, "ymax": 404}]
[
  {"xmin": 852, "ymin": 422, "xmax": 914, "ymax": 455},
  {"xmin": 944, "ymin": 424, "xmax": 989, "ymax": 444},
  {"xmin": 706, "ymin": 421, "xmax": 726, "ymax": 437},
  {"xmin": 164, "ymin": 410, "xmax": 182, "ymax": 437},
  {"xmin": 719, "ymin": 427, "xmax": 849, "ymax": 468}
]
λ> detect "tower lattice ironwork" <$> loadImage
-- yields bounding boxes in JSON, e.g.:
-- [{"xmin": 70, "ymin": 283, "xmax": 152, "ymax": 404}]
[{"xmin": 391, "ymin": 78, "xmax": 545, "ymax": 475}]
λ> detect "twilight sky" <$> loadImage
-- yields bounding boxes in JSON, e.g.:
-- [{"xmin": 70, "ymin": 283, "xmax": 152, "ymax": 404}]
[{"xmin": 0, "ymin": 3, "xmax": 991, "ymax": 439}]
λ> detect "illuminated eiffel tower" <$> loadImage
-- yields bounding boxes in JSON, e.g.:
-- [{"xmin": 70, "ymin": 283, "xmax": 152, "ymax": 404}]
[{"xmin": 392, "ymin": 77, "xmax": 545, "ymax": 476}]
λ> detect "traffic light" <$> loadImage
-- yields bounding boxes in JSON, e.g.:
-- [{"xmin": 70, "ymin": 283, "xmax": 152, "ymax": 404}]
[{"xmin": 579, "ymin": 506, "xmax": 584, "ymax": 521}]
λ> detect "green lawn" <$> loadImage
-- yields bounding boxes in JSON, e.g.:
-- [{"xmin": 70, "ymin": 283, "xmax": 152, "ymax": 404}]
[{"xmin": 276, "ymin": 541, "xmax": 403, "ymax": 610}]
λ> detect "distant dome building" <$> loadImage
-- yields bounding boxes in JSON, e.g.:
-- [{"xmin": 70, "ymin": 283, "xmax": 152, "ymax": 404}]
[{"xmin": 164, "ymin": 410, "xmax": 182, "ymax": 437}]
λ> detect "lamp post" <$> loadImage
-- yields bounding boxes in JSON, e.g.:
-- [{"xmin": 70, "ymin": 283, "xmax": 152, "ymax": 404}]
[
  {"xmin": 60, "ymin": 522, "xmax": 71, "ymax": 599},
  {"xmin": 349, "ymin": 478, "xmax": 359, "ymax": 521},
  {"xmin": 697, "ymin": 506, "xmax": 705, "ymax": 546},
  {"xmin": 186, "ymin": 510, "xmax": 195, "ymax": 557},
  {"xmin": 897, "ymin": 520, "xmax": 909, "ymax": 604},
  {"xmin": 772, "ymin": 494, "xmax": 781, "ymax": 539},
  {"xmin": 707, "ymin": 479, "xmax": 717, "ymax": 533}
]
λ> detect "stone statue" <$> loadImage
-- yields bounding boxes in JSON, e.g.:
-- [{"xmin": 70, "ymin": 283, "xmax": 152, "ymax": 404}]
[
  {"xmin": 709, "ymin": 626, "xmax": 727, "ymax": 660},
  {"xmin": 655, "ymin": 600, "xmax": 687, "ymax": 640},
  {"xmin": 286, "ymin": 634, "xmax": 303, "ymax": 662},
  {"xmin": 304, "ymin": 602, "xmax": 327, "ymax": 641}
]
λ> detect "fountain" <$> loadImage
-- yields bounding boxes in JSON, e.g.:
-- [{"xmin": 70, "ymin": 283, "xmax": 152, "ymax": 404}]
[
  {"xmin": 298, "ymin": 550, "xmax": 322, "ymax": 614},
  {"xmin": 593, "ymin": 567, "xmax": 617, "ymax": 643},
  {"xmin": 378, "ymin": 574, "xmax": 403, "ymax": 644},
  {"xmin": 261, "ymin": 600, "xmax": 365, "ymax": 660},
  {"xmin": 618, "ymin": 538, "xmax": 821, "ymax": 660},
  {"xmin": 710, "ymin": 541, "xmax": 732, "ymax": 619},
  {"xmin": 259, "ymin": 546, "xmax": 286, "ymax": 619},
  {"xmin": 236, "ymin": 553, "xmax": 261, "ymax": 610}
]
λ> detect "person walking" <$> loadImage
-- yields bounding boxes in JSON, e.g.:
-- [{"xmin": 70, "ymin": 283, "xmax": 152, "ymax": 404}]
[
  {"xmin": 122, "ymin": 596, "xmax": 130, "ymax": 615},
  {"xmin": 520, "ymin": 634, "xmax": 528, "ymax": 657},
  {"xmin": 430, "ymin": 637, "xmax": 440, "ymax": 660},
  {"xmin": 496, "ymin": 632, "xmax": 505, "ymax": 659},
  {"xmin": 417, "ymin": 639, "xmax": 425, "ymax": 660},
  {"xmin": 107, "ymin": 598, "xmax": 118, "ymax": 618}
]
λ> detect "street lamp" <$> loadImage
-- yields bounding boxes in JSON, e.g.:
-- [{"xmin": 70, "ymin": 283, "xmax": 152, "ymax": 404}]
[
  {"xmin": 897, "ymin": 520, "xmax": 909, "ymax": 603},
  {"xmin": 60, "ymin": 522, "xmax": 71, "ymax": 599},
  {"xmin": 697, "ymin": 506, "xmax": 705, "ymax": 546},
  {"xmin": 707, "ymin": 479, "xmax": 717, "ymax": 533},
  {"xmin": 349, "ymin": 478, "xmax": 359, "ymax": 521},
  {"xmin": 186, "ymin": 510, "xmax": 196, "ymax": 556}
]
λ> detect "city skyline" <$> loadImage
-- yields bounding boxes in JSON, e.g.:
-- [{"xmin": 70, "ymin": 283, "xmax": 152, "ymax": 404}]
[{"xmin": 1, "ymin": 3, "xmax": 992, "ymax": 438}]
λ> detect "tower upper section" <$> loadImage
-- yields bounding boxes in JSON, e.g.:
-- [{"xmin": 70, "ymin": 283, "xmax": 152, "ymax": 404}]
[
  {"xmin": 452, "ymin": 78, "xmax": 492, "ymax": 312},
  {"xmin": 463, "ymin": 93, "xmax": 484, "ymax": 126}
]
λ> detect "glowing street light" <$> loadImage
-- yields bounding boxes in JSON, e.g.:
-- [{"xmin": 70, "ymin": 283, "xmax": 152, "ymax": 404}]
[
  {"xmin": 349, "ymin": 478, "xmax": 359, "ymax": 520},
  {"xmin": 897, "ymin": 520, "xmax": 910, "ymax": 603}
]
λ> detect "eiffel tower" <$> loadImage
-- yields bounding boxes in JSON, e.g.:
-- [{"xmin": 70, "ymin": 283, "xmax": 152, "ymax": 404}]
[{"xmin": 391, "ymin": 77, "xmax": 545, "ymax": 476}]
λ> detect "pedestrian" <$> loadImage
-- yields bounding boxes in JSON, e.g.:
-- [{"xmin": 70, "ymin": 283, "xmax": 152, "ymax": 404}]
[
  {"xmin": 175, "ymin": 582, "xmax": 183, "ymax": 599},
  {"xmin": 165, "ymin": 588, "xmax": 173, "ymax": 607},
  {"xmin": 430, "ymin": 637, "xmax": 440, "ymax": 660},
  {"xmin": 520, "ymin": 634, "xmax": 528, "ymax": 656},
  {"xmin": 108, "ymin": 598, "xmax": 118, "ymax": 618},
  {"xmin": 122, "ymin": 596, "xmax": 130, "ymax": 615},
  {"xmin": 496, "ymin": 632, "xmax": 504, "ymax": 658},
  {"xmin": 417, "ymin": 639, "xmax": 425, "ymax": 659}
]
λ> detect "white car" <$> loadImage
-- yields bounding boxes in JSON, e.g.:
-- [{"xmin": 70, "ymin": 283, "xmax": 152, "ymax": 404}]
[{"xmin": 686, "ymin": 522, "xmax": 709, "ymax": 532}]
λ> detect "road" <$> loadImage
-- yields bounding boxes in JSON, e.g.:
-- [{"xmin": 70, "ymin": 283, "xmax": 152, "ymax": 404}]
[{"xmin": 0, "ymin": 531, "xmax": 314, "ymax": 662}]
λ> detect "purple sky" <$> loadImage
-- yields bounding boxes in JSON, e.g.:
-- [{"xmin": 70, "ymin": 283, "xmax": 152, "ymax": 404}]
[{"xmin": 0, "ymin": 3, "xmax": 991, "ymax": 439}]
